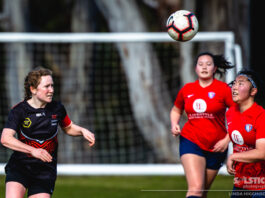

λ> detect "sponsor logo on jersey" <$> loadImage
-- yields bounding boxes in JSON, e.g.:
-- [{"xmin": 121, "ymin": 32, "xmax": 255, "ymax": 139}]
[
  {"xmin": 51, "ymin": 114, "xmax": 58, "ymax": 126},
  {"xmin": 245, "ymin": 124, "xmax": 253, "ymax": 132},
  {"xmin": 36, "ymin": 112, "xmax": 45, "ymax": 117},
  {"xmin": 231, "ymin": 130, "xmax": 244, "ymax": 145},
  {"xmin": 208, "ymin": 92, "xmax": 216, "ymax": 99},
  {"xmin": 187, "ymin": 94, "xmax": 194, "ymax": 98},
  {"xmin": 22, "ymin": 117, "xmax": 32, "ymax": 128},
  {"xmin": 193, "ymin": 99, "xmax": 207, "ymax": 113}
]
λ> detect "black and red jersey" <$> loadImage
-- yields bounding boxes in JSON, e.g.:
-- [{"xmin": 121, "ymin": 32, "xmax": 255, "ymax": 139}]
[{"xmin": 4, "ymin": 100, "xmax": 71, "ymax": 180}]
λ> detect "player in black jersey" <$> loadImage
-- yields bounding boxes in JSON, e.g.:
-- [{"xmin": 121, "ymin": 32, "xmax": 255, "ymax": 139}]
[{"xmin": 1, "ymin": 67, "xmax": 95, "ymax": 198}]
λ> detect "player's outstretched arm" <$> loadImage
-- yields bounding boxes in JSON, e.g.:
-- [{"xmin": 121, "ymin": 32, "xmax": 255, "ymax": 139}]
[
  {"xmin": 63, "ymin": 123, "xmax": 95, "ymax": 147},
  {"xmin": 1, "ymin": 128, "xmax": 52, "ymax": 162}
]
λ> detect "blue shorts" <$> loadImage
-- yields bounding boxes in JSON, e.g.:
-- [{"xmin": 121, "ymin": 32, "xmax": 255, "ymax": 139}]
[{"xmin": 179, "ymin": 135, "xmax": 227, "ymax": 170}]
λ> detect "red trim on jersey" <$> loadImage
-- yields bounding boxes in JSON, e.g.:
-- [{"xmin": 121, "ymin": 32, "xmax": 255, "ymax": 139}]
[
  {"xmin": 60, "ymin": 115, "xmax": 72, "ymax": 128},
  {"xmin": 19, "ymin": 132, "xmax": 58, "ymax": 156}
]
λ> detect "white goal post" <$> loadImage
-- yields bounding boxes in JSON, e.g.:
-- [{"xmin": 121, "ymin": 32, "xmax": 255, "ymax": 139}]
[
  {"xmin": 0, "ymin": 163, "xmax": 229, "ymax": 176},
  {"xmin": 0, "ymin": 31, "xmax": 242, "ymax": 81},
  {"xmin": 0, "ymin": 32, "xmax": 242, "ymax": 176}
]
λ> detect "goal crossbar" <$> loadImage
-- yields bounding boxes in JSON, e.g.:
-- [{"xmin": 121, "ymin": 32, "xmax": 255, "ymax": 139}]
[
  {"xmin": 0, "ymin": 32, "xmax": 238, "ymax": 83},
  {"xmin": 0, "ymin": 32, "xmax": 234, "ymax": 43}
]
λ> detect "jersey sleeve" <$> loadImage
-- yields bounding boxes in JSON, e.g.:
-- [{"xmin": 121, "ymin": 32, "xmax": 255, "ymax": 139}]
[
  {"xmin": 255, "ymin": 112, "xmax": 265, "ymax": 140},
  {"xmin": 59, "ymin": 104, "xmax": 72, "ymax": 128},
  {"xmin": 4, "ymin": 108, "xmax": 22, "ymax": 132},
  {"xmin": 224, "ymin": 84, "xmax": 235, "ymax": 108},
  {"xmin": 174, "ymin": 88, "xmax": 185, "ymax": 110}
]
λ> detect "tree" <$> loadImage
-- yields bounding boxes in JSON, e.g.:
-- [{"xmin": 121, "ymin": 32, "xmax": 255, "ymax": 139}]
[
  {"xmin": 58, "ymin": 0, "xmax": 94, "ymax": 163},
  {"xmin": 0, "ymin": 0, "xmax": 32, "ymax": 106},
  {"xmin": 95, "ymin": 0, "xmax": 178, "ymax": 162}
]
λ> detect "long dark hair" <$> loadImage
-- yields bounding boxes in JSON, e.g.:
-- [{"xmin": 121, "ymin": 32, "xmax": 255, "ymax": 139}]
[
  {"xmin": 195, "ymin": 52, "xmax": 235, "ymax": 78},
  {"xmin": 24, "ymin": 67, "xmax": 53, "ymax": 100}
]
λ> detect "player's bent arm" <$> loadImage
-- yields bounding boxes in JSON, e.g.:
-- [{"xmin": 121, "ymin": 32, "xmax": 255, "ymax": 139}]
[
  {"xmin": 170, "ymin": 106, "xmax": 183, "ymax": 136},
  {"xmin": 229, "ymin": 138, "xmax": 265, "ymax": 163},
  {"xmin": 212, "ymin": 134, "xmax": 230, "ymax": 152},
  {"xmin": 1, "ymin": 128, "xmax": 34, "ymax": 153},
  {"xmin": 226, "ymin": 155, "xmax": 236, "ymax": 175},
  {"xmin": 170, "ymin": 106, "xmax": 182, "ymax": 125},
  {"xmin": 62, "ymin": 123, "xmax": 95, "ymax": 146},
  {"xmin": 1, "ymin": 128, "xmax": 52, "ymax": 162}
]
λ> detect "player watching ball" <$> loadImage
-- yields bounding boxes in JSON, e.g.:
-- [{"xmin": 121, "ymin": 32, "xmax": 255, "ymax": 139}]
[
  {"xmin": 170, "ymin": 52, "xmax": 235, "ymax": 198},
  {"xmin": 226, "ymin": 70, "xmax": 265, "ymax": 198},
  {"xmin": 1, "ymin": 67, "xmax": 95, "ymax": 198}
]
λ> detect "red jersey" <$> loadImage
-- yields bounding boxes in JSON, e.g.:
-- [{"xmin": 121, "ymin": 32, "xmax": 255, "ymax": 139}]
[
  {"xmin": 226, "ymin": 103, "xmax": 265, "ymax": 190},
  {"xmin": 174, "ymin": 79, "xmax": 234, "ymax": 151}
]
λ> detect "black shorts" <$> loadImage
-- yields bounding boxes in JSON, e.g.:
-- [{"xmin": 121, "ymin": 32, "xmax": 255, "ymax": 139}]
[{"xmin": 5, "ymin": 166, "xmax": 56, "ymax": 196}]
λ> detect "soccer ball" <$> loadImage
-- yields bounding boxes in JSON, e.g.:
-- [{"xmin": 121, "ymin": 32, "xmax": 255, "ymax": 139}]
[{"xmin": 166, "ymin": 10, "xmax": 199, "ymax": 42}]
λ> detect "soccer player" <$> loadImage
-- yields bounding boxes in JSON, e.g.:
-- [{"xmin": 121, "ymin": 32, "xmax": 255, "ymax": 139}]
[
  {"xmin": 226, "ymin": 70, "xmax": 265, "ymax": 198},
  {"xmin": 170, "ymin": 52, "xmax": 235, "ymax": 198},
  {"xmin": 1, "ymin": 67, "xmax": 95, "ymax": 198}
]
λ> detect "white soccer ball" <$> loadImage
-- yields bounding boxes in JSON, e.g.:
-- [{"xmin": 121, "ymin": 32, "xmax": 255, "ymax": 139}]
[{"xmin": 166, "ymin": 10, "xmax": 199, "ymax": 42}]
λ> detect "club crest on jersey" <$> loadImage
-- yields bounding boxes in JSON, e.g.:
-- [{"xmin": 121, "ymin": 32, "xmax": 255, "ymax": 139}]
[
  {"xmin": 245, "ymin": 124, "xmax": 253, "ymax": 132},
  {"xmin": 208, "ymin": 92, "xmax": 215, "ymax": 99},
  {"xmin": 23, "ymin": 118, "xmax": 32, "ymax": 128}
]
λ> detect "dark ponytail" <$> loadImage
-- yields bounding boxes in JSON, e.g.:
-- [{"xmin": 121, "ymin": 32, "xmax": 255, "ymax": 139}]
[{"xmin": 195, "ymin": 52, "xmax": 235, "ymax": 78}]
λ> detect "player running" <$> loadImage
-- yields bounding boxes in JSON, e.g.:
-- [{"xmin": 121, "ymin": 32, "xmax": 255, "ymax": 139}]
[
  {"xmin": 226, "ymin": 70, "xmax": 265, "ymax": 198},
  {"xmin": 170, "ymin": 52, "xmax": 235, "ymax": 198},
  {"xmin": 1, "ymin": 67, "xmax": 95, "ymax": 198}
]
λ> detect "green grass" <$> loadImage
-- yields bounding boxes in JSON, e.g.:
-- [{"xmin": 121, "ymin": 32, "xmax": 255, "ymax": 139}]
[{"xmin": 0, "ymin": 175, "xmax": 234, "ymax": 197}]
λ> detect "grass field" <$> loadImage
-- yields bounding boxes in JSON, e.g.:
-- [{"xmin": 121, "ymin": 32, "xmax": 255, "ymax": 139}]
[{"xmin": 0, "ymin": 175, "xmax": 234, "ymax": 197}]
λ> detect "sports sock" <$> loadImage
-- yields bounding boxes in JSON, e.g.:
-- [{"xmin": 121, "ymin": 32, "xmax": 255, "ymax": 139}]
[{"xmin": 186, "ymin": 196, "xmax": 201, "ymax": 198}]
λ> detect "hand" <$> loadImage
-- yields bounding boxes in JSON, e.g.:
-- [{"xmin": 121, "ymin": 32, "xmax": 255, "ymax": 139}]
[
  {"xmin": 212, "ymin": 137, "xmax": 229, "ymax": 152},
  {"xmin": 31, "ymin": 148, "xmax": 52, "ymax": 162},
  {"xmin": 82, "ymin": 129, "xmax": 95, "ymax": 147},
  {"xmin": 171, "ymin": 124, "xmax": 181, "ymax": 137},
  {"xmin": 226, "ymin": 155, "xmax": 236, "ymax": 175}
]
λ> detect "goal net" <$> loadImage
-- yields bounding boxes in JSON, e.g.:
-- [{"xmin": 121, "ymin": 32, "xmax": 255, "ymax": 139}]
[{"xmin": 0, "ymin": 32, "xmax": 241, "ymax": 175}]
